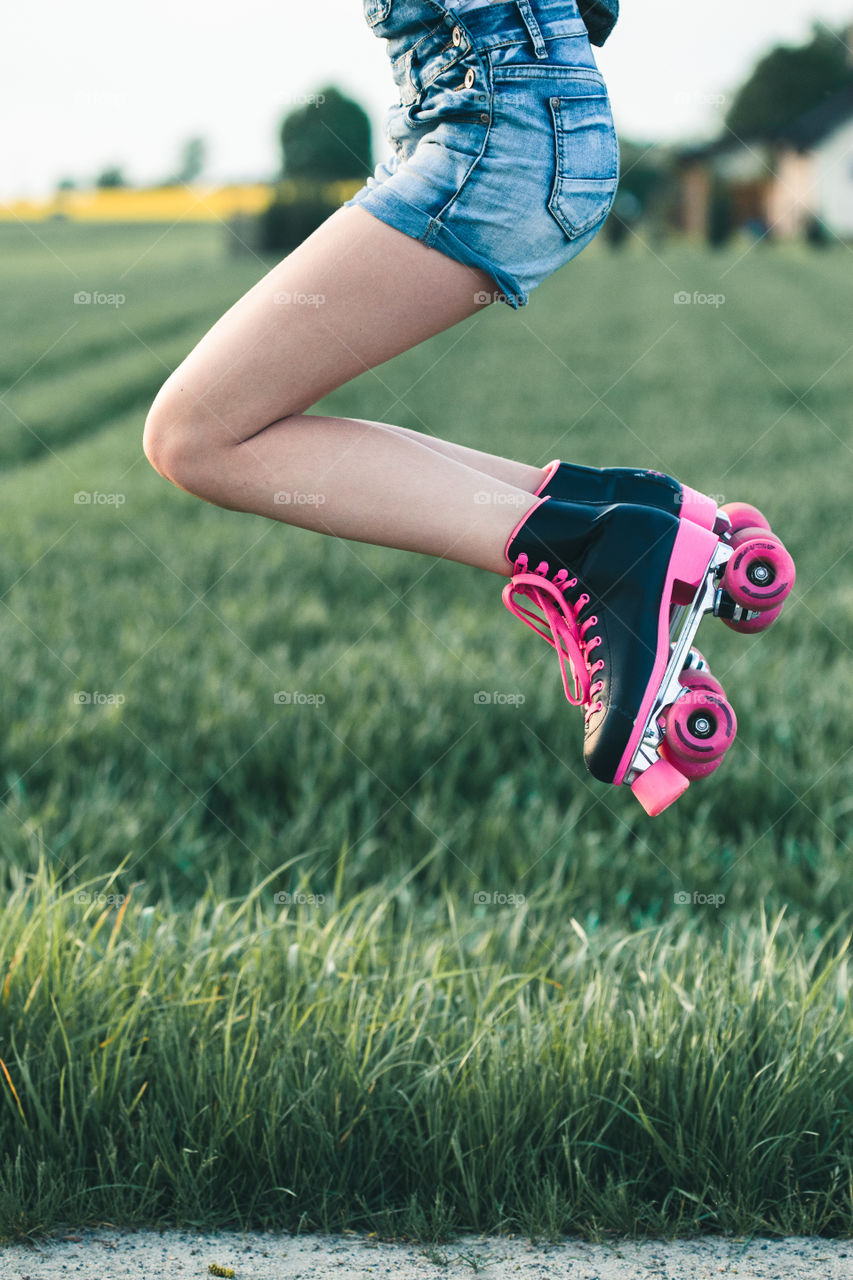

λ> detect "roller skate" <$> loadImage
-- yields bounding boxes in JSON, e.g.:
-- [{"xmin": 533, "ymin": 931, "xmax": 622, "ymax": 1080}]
[
  {"xmin": 536, "ymin": 461, "xmax": 789, "ymax": 634},
  {"xmin": 502, "ymin": 488, "xmax": 795, "ymax": 816},
  {"xmin": 535, "ymin": 458, "xmax": 730, "ymax": 535}
]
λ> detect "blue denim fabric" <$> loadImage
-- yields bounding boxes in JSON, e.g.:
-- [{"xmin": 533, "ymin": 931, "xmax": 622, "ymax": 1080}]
[
  {"xmin": 346, "ymin": 0, "xmax": 620, "ymax": 308},
  {"xmin": 454, "ymin": 0, "xmax": 618, "ymax": 44}
]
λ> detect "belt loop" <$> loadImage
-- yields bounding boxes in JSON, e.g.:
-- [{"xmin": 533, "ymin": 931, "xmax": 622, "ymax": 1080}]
[{"xmin": 514, "ymin": 0, "xmax": 548, "ymax": 58}]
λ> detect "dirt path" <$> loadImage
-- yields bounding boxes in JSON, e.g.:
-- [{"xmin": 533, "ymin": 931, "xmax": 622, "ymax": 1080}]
[{"xmin": 3, "ymin": 1228, "xmax": 853, "ymax": 1278}]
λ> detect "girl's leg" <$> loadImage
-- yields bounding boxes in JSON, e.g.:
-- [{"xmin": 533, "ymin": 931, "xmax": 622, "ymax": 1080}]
[
  {"xmin": 347, "ymin": 419, "xmax": 548, "ymax": 491},
  {"xmin": 143, "ymin": 206, "xmax": 545, "ymax": 577}
]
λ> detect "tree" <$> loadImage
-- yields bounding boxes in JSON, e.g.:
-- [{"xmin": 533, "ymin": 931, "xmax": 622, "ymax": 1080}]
[
  {"xmin": 280, "ymin": 86, "xmax": 372, "ymax": 182},
  {"xmin": 726, "ymin": 24, "xmax": 853, "ymax": 140},
  {"xmin": 174, "ymin": 136, "xmax": 207, "ymax": 185},
  {"xmin": 95, "ymin": 166, "xmax": 127, "ymax": 188}
]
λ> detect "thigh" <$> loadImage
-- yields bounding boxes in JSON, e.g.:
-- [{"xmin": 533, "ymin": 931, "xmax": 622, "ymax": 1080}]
[{"xmin": 154, "ymin": 205, "xmax": 495, "ymax": 448}]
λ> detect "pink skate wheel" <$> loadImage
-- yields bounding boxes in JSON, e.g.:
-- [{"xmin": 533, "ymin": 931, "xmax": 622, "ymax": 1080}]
[
  {"xmin": 722, "ymin": 532, "xmax": 795, "ymax": 611},
  {"xmin": 720, "ymin": 501, "xmax": 771, "ymax": 535},
  {"xmin": 661, "ymin": 688, "xmax": 737, "ymax": 765},
  {"xmin": 679, "ymin": 667, "xmax": 726, "ymax": 700},
  {"xmin": 727, "ymin": 524, "xmax": 774, "ymax": 552},
  {"xmin": 672, "ymin": 753, "xmax": 725, "ymax": 780},
  {"xmin": 631, "ymin": 758, "xmax": 690, "ymax": 816},
  {"xmin": 723, "ymin": 600, "xmax": 785, "ymax": 635}
]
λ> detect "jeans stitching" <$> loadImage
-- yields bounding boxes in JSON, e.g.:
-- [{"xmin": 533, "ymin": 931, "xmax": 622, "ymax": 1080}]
[{"xmin": 547, "ymin": 94, "xmax": 618, "ymax": 237}]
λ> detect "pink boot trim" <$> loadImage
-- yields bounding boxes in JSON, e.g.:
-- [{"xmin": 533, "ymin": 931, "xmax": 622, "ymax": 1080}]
[
  {"xmin": 533, "ymin": 460, "xmax": 561, "ymax": 497},
  {"xmin": 503, "ymin": 495, "xmax": 549, "ymax": 564},
  {"xmin": 678, "ymin": 484, "xmax": 718, "ymax": 531}
]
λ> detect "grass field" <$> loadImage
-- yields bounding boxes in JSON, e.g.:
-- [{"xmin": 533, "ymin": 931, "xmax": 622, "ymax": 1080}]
[{"xmin": 0, "ymin": 218, "xmax": 851, "ymax": 1242}]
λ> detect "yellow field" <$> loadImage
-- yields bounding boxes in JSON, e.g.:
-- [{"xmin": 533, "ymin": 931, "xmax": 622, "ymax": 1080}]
[{"xmin": 0, "ymin": 178, "xmax": 363, "ymax": 222}]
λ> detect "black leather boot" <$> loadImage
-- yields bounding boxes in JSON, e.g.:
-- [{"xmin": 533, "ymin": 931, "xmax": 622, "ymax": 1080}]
[
  {"xmin": 503, "ymin": 495, "xmax": 720, "ymax": 785},
  {"xmin": 535, "ymin": 460, "xmax": 725, "ymax": 533}
]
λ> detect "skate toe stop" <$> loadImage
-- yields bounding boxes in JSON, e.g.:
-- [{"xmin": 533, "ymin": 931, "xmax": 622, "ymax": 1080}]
[{"xmin": 631, "ymin": 758, "xmax": 690, "ymax": 816}]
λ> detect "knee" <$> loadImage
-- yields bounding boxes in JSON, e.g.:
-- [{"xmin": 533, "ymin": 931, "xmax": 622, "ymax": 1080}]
[{"xmin": 142, "ymin": 377, "xmax": 206, "ymax": 489}]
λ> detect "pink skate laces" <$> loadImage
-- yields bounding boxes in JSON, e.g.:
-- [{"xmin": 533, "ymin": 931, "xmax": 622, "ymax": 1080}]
[{"xmin": 502, "ymin": 554, "xmax": 605, "ymax": 721}]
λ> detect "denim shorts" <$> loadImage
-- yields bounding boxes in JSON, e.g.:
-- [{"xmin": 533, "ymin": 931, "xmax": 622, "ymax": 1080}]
[{"xmin": 344, "ymin": 0, "xmax": 620, "ymax": 308}]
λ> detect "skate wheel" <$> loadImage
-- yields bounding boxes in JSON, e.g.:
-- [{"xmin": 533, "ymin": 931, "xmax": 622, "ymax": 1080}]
[
  {"xmin": 723, "ymin": 601, "xmax": 785, "ymax": 635},
  {"xmin": 631, "ymin": 758, "xmax": 690, "ymax": 816},
  {"xmin": 722, "ymin": 531, "xmax": 795, "ymax": 611},
  {"xmin": 661, "ymin": 687, "xmax": 737, "ymax": 765},
  {"xmin": 720, "ymin": 501, "xmax": 772, "ymax": 535},
  {"xmin": 672, "ymin": 753, "xmax": 725, "ymax": 780},
  {"xmin": 679, "ymin": 667, "xmax": 726, "ymax": 700}
]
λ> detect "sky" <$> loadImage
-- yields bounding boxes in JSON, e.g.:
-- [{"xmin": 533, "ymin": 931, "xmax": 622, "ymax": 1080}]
[{"xmin": 2, "ymin": 0, "xmax": 852, "ymax": 199}]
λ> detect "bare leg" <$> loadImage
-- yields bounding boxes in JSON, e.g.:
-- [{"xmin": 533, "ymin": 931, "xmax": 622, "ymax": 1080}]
[
  {"xmin": 144, "ymin": 206, "xmax": 545, "ymax": 576},
  {"xmin": 346, "ymin": 419, "xmax": 548, "ymax": 492}
]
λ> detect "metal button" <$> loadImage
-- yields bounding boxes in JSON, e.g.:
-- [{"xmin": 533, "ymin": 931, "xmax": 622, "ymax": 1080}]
[
  {"xmin": 451, "ymin": 24, "xmax": 462, "ymax": 45},
  {"xmin": 464, "ymin": 67, "xmax": 476, "ymax": 89},
  {"xmin": 479, "ymin": 113, "xmax": 489, "ymax": 123}
]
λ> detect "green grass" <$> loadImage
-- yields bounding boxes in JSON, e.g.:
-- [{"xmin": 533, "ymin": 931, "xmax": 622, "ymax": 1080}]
[
  {"xmin": 0, "ymin": 220, "xmax": 851, "ymax": 1241},
  {"xmin": 0, "ymin": 861, "xmax": 851, "ymax": 1239}
]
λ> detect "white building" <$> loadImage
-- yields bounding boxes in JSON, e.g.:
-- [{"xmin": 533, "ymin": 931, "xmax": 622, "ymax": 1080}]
[
  {"xmin": 768, "ymin": 85, "xmax": 853, "ymax": 238},
  {"xmin": 678, "ymin": 83, "xmax": 853, "ymax": 241}
]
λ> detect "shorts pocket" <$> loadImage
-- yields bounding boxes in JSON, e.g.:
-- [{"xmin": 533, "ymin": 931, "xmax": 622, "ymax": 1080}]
[
  {"xmin": 363, "ymin": 0, "xmax": 393, "ymax": 26},
  {"xmin": 547, "ymin": 79, "xmax": 619, "ymax": 238},
  {"xmin": 407, "ymin": 47, "xmax": 491, "ymax": 128}
]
